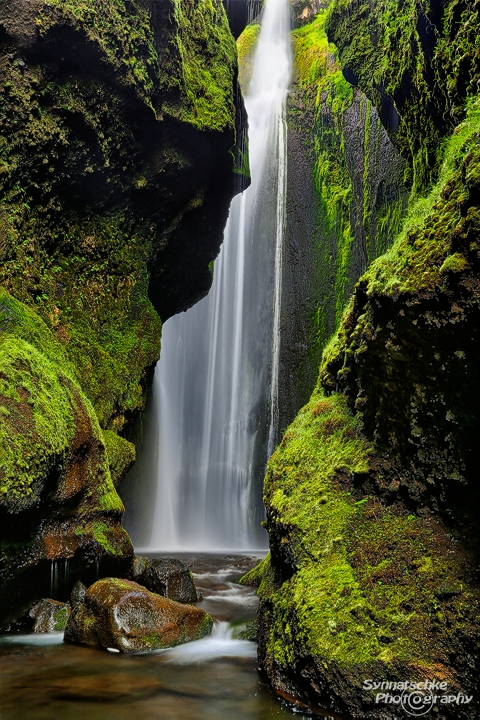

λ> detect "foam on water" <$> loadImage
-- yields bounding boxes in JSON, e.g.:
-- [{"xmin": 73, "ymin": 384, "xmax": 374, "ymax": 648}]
[
  {"xmin": 0, "ymin": 632, "xmax": 65, "ymax": 646},
  {"xmin": 161, "ymin": 621, "xmax": 256, "ymax": 665}
]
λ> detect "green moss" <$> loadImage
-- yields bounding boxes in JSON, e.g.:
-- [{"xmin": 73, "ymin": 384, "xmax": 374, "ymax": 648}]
[
  {"xmin": 0, "ymin": 288, "xmax": 107, "ymax": 509},
  {"xmin": 0, "ymin": 335, "xmax": 74, "ymax": 506},
  {"xmin": 237, "ymin": 23, "xmax": 260, "ymax": 64},
  {"xmin": 36, "ymin": 0, "xmax": 159, "ymax": 106},
  {"xmin": 289, "ymin": 12, "xmax": 407, "ymax": 374},
  {"xmin": 327, "ymin": 0, "xmax": 480, "ymax": 194},
  {"xmin": 360, "ymin": 96, "xmax": 480, "ymax": 298},
  {"xmin": 90, "ymin": 521, "xmax": 127, "ymax": 556},
  {"xmin": 261, "ymin": 391, "xmax": 479, "ymax": 694},
  {"xmin": 160, "ymin": 0, "xmax": 237, "ymax": 131},
  {"xmin": 103, "ymin": 429, "xmax": 136, "ymax": 487},
  {"xmin": 293, "ymin": 12, "xmax": 353, "ymax": 110},
  {"xmin": 238, "ymin": 553, "xmax": 270, "ymax": 587},
  {"xmin": 0, "ymin": 288, "xmax": 129, "ymax": 564},
  {"xmin": 232, "ymin": 618, "xmax": 257, "ymax": 641},
  {"xmin": 440, "ymin": 252, "xmax": 469, "ymax": 274},
  {"xmin": 237, "ymin": 21, "xmax": 260, "ymax": 93},
  {"xmin": 53, "ymin": 605, "xmax": 69, "ymax": 631},
  {"xmin": 198, "ymin": 612, "xmax": 214, "ymax": 639}
]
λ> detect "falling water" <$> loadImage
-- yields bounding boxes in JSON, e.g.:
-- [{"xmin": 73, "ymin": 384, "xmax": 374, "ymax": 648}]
[{"xmin": 133, "ymin": 0, "xmax": 292, "ymax": 552}]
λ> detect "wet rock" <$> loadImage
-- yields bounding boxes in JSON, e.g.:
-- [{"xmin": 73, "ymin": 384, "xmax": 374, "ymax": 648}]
[
  {"xmin": 232, "ymin": 619, "xmax": 258, "ymax": 642},
  {"xmin": 64, "ymin": 578, "xmax": 213, "ymax": 653},
  {"xmin": 70, "ymin": 580, "xmax": 88, "ymax": 608},
  {"xmin": 29, "ymin": 599, "xmax": 70, "ymax": 633},
  {"xmin": 131, "ymin": 557, "xmax": 201, "ymax": 603}
]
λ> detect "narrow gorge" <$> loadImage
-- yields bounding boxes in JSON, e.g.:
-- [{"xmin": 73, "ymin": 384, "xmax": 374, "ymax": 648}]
[{"xmin": 0, "ymin": 0, "xmax": 479, "ymax": 718}]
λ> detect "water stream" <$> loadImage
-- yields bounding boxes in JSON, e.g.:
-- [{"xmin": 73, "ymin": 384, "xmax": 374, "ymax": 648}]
[
  {"xmin": 0, "ymin": 555, "xmax": 311, "ymax": 720},
  {"xmin": 124, "ymin": 0, "xmax": 292, "ymax": 553}
]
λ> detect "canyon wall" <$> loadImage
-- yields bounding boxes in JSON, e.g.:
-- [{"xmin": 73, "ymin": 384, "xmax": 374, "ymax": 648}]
[
  {"xmin": 255, "ymin": 1, "xmax": 480, "ymax": 716},
  {"xmin": 0, "ymin": 0, "xmax": 246, "ymax": 629}
]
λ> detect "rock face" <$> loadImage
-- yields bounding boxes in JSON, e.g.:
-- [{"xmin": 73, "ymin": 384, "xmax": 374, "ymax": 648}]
[
  {"xmin": 30, "ymin": 599, "xmax": 70, "ymax": 633},
  {"xmin": 278, "ymin": 10, "xmax": 408, "ymax": 433},
  {"xmin": 64, "ymin": 578, "xmax": 213, "ymax": 653},
  {"xmin": 131, "ymin": 556, "xmax": 201, "ymax": 603},
  {"xmin": 257, "ymin": 0, "xmax": 480, "ymax": 717},
  {"xmin": 0, "ymin": 0, "xmax": 247, "ymax": 629}
]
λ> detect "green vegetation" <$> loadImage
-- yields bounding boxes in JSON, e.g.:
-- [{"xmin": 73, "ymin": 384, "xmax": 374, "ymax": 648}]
[
  {"xmin": 0, "ymin": 0, "xmax": 241, "ymax": 629},
  {"xmin": 239, "ymin": 553, "xmax": 270, "ymax": 587},
  {"xmin": 287, "ymin": 11, "xmax": 407, "ymax": 397},
  {"xmin": 321, "ymin": 95, "xmax": 480, "ymax": 387},
  {"xmin": 260, "ymin": 392, "xmax": 478, "ymax": 706},
  {"xmin": 0, "ymin": 290, "xmax": 97, "ymax": 509},
  {"xmin": 37, "ymin": 0, "xmax": 159, "ymax": 105},
  {"xmin": 53, "ymin": 605, "xmax": 70, "ymax": 631},
  {"xmin": 103, "ymin": 429, "xmax": 136, "ymax": 487},
  {"xmin": 326, "ymin": 0, "xmax": 480, "ymax": 193},
  {"xmin": 361, "ymin": 96, "xmax": 480, "ymax": 298},
  {"xmin": 237, "ymin": 23, "xmax": 261, "ymax": 92},
  {"xmin": 260, "ymin": 1, "xmax": 480, "ymax": 711},
  {"xmin": 161, "ymin": 0, "xmax": 237, "ymax": 131}
]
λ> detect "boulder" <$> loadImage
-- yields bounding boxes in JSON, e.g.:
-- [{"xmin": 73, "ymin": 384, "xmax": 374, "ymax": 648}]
[
  {"xmin": 64, "ymin": 578, "xmax": 213, "ymax": 653},
  {"xmin": 70, "ymin": 580, "xmax": 88, "ymax": 608},
  {"xmin": 131, "ymin": 556, "xmax": 201, "ymax": 603},
  {"xmin": 29, "ymin": 599, "xmax": 70, "ymax": 633}
]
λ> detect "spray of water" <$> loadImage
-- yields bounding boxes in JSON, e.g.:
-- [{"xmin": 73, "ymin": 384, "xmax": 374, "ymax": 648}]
[{"xmin": 130, "ymin": 0, "xmax": 292, "ymax": 552}]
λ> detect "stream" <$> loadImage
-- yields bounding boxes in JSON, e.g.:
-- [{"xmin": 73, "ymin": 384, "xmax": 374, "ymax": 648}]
[{"xmin": 0, "ymin": 555, "xmax": 309, "ymax": 720}]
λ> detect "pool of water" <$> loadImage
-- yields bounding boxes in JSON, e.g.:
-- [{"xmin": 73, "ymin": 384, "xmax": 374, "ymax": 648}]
[{"xmin": 0, "ymin": 554, "xmax": 310, "ymax": 720}]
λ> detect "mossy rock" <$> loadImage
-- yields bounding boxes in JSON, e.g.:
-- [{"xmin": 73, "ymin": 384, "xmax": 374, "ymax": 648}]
[
  {"xmin": 326, "ymin": 0, "xmax": 480, "ymax": 192},
  {"xmin": 258, "ymin": 392, "xmax": 480, "ymax": 717},
  {"xmin": 0, "ymin": 0, "xmax": 245, "ymax": 628},
  {"xmin": 320, "ymin": 97, "xmax": 480, "ymax": 539},
  {"xmin": 0, "ymin": 289, "xmax": 133, "ymax": 628},
  {"xmin": 103, "ymin": 430, "xmax": 136, "ymax": 488},
  {"xmin": 279, "ymin": 10, "xmax": 408, "ymax": 427},
  {"xmin": 260, "ymin": 39, "xmax": 480, "ymax": 718},
  {"xmin": 64, "ymin": 578, "xmax": 213, "ymax": 653}
]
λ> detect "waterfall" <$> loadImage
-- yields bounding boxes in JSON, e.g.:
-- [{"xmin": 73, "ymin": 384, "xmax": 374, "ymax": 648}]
[{"xmin": 132, "ymin": 0, "xmax": 292, "ymax": 552}]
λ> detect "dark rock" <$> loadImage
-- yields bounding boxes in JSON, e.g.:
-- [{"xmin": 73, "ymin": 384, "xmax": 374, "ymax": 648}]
[
  {"xmin": 70, "ymin": 581, "xmax": 88, "ymax": 608},
  {"xmin": 29, "ymin": 599, "xmax": 70, "ymax": 633},
  {"xmin": 64, "ymin": 578, "xmax": 213, "ymax": 653},
  {"xmin": 0, "ymin": 0, "xmax": 246, "ymax": 631},
  {"xmin": 131, "ymin": 557, "xmax": 201, "ymax": 603}
]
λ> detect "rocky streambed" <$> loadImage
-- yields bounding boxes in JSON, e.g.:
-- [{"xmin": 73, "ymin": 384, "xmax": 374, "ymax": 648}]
[{"xmin": 0, "ymin": 554, "xmax": 309, "ymax": 720}]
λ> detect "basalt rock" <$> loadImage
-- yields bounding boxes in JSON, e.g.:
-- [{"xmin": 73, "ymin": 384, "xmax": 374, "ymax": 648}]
[
  {"xmin": 131, "ymin": 556, "xmax": 201, "ymax": 603},
  {"xmin": 64, "ymin": 578, "xmax": 213, "ymax": 653},
  {"xmin": 30, "ymin": 598, "xmax": 70, "ymax": 633}
]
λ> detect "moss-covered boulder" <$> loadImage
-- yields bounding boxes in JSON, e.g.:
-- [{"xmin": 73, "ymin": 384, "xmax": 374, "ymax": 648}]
[
  {"xmin": 321, "ymin": 96, "xmax": 480, "ymax": 549},
  {"xmin": 30, "ymin": 598, "xmax": 70, "ymax": 633},
  {"xmin": 0, "ymin": 289, "xmax": 133, "ymax": 629},
  {"xmin": 0, "ymin": 0, "xmax": 246, "ymax": 628},
  {"xmin": 257, "ymin": 393, "xmax": 479, "ymax": 717},
  {"xmin": 64, "ymin": 578, "xmax": 213, "ymax": 653}
]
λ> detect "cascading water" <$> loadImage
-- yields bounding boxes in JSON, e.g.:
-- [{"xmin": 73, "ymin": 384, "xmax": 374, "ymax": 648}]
[{"xmin": 129, "ymin": 0, "xmax": 292, "ymax": 552}]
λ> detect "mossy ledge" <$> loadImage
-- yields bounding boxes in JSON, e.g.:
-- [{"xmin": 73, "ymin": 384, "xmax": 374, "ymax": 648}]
[
  {"xmin": 257, "ymin": 1, "xmax": 480, "ymax": 716},
  {"xmin": 0, "ymin": 0, "xmax": 246, "ymax": 628}
]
